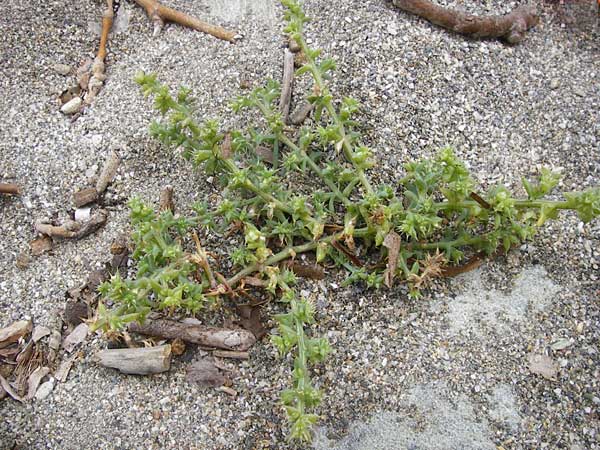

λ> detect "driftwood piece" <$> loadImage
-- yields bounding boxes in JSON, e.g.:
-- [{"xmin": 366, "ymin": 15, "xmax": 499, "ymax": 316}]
[
  {"xmin": 94, "ymin": 344, "xmax": 171, "ymax": 375},
  {"xmin": 129, "ymin": 319, "xmax": 256, "ymax": 351},
  {"xmin": 134, "ymin": 0, "xmax": 236, "ymax": 41},
  {"xmin": 96, "ymin": 150, "xmax": 120, "ymax": 194},
  {"xmin": 391, "ymin": 0, "xmax": 539, "ymax": 44},
  {"xmin": 0, "ymin": 320, "xmax": 32, "ymax": 349},
  {"xmin": 0, "ymin": 183, "xmax": 21, "ymax": 195},
  {"xmin": 279, "ymin": 49, "xmax": 295, "ymax": 124},
  {"xmin": 213, "ymin": 350, "xmax": 249, "ymax": 360},
  {"xmin": 73, "ymin": 187, "xmax": 99, "ymax": 208},
  {"xmin": 35, "ymin": 210, "xmax": 108, "ymax": 240}
]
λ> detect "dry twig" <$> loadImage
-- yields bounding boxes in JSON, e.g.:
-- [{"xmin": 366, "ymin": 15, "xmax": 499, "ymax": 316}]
[{"xmin": 279, "ymin": 49, "xmax": 295, "ymax": 124}]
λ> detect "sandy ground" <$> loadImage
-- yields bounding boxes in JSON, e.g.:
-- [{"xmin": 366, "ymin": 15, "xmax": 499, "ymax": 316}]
[{"xmin": 0, "ymin": 0, "xmax": 599, "ymax": 449}]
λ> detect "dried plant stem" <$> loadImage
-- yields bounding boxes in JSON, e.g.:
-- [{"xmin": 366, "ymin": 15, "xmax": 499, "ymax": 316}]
[
  {"xmin": 98, "ymin": 0, "xmax": 114, "ymax": 60},
  {"xmin": 279, "ymin": 49, "xmax": 295, "ymax": 123}
]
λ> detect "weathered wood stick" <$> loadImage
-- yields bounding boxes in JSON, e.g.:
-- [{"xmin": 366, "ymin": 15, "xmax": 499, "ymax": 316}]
[
  {"xmin": 392, "ymin": 0, "xmax": 539, "ymax": 44},
  {"xmin": 73, "ymin": 187, "xmax": 99, "ymax": 208},
  {"xmin": 94, "ymin": 344, "xmax": 171, "ymax": 375},
  {"xmin": 0, "ymin": 320, "xmax": 32, "ymax": 349},
  {"xmin": 213, "ymin": 350, "xmax": 249, "ymax": 360},
  {"xmin": 129, "ymin": 319, "xmax": 256, "ymax": 351},
  {"xmin": 0, "ymin": 183, "xmax": 21, "ymax": 195},
  {"xmin": 96, "ymin": 150, "xmax": 120, "ymax": 194},
  {"xmin": 279, "ymin": 49, "xmax": 295, "ymax": 124},
  {"xmin": 134, "ymin": 0, "xmax": 236, "ymax": 41},
  {"xmin": 35, "ymin": 221, "xmax": 76, "ymax": 239},
  {"xmin": 34, "ymin": 210, "xmax": 107, "ymax": 240}
]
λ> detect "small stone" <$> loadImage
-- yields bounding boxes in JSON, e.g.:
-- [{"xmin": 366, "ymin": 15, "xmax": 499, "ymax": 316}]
[
  {"xmin": 74, "ymin": 207, "xmax": 91, "ymax": 222},
  {"xmin": 90, "ymin": 134, "xmax": 103, "ymax": 148},
  {"xmin": 53, "ymin": 63, "xmax": 72, "ymax": 76},
  {"xmin": 551, "ymin": 338, "xmax": 573, "ymax": 351},
  {"xmin": 386, "ymin": 22, "xmax": 398, "ymax": 36},
  {"xmin": 573, "ymin": 87, "xmax": 585, "ymax": 97},
  {"xmin": 549, "ymin": 79, "xmax": 560, "ymax": 90},
  {"xmin": 61, "ymin": 97, "xmax": 82, "ymax": 115},
  {"xmin": 35, "ymin": 378, "xmax": 55, "ymax": 400}
]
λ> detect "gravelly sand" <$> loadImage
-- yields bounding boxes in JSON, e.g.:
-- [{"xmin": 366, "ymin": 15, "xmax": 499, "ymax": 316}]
[{"xmin": 0, "ymin": 1, "xmax": 598, "ymax": 449}]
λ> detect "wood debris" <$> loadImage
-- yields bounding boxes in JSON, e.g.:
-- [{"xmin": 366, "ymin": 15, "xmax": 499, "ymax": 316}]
[
  {"xmin": 34, "ymin": 210, "xmax": 108, "ymax": 240},
  {"xmin": 383, "ymin": 231, "xmax": 401, "ymax": 288},
  {"xmin": 213, "ymin": 350, "xmax": 249, "ymax": 360},
  {"xmin": 129, "ymin": 318, "xmax": 256, "ymax": 351},
  {"xmin": 289, "ymin": 262, "xmax": 325, "ymax": 280},
  {"xmin": 95, "ymin": 150, "xmax": 120, "ymax": 194},
  {"xmin": 0, "ymin": 183, "xmax": 21, "ymax": 196},
  {"xmin": 289, "ymin": 101, "xmax": 314, "ymax": 125},
  {"xmin": 31, "ymin": 326, "xmax": 51, "ymax": 343},
  {"xmin": 0, "ymin": 375, "xmax": 24, "ymax": 402},
  {"xmin": 73, "ymin": 187, "xmax": 99, "ymax": 208},
  {"xmin": 55, "ymin": 353, "xmax": 78, "ymax": 383},
  {"xmin": 158, "ymin": 185, "xmax": 175, "ymax": 213},
  {"xmin": 94, "ymin": 344, "xmax": 172, "ymax": 375}
]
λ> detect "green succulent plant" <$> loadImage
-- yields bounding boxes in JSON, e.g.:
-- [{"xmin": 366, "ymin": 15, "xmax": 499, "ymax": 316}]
[{"xmin": 95, "ymin": 0, "xmax": 600, "ymax": 441}]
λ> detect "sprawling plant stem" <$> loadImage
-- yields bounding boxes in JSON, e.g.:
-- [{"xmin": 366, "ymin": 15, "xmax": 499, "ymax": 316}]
[{"xmin": 96, "ymin": 0, "xmax": 600, "ymax": 442}]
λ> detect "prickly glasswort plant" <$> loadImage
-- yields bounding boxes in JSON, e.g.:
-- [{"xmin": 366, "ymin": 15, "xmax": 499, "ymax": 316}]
[{"xmin": 95, "ymin": 0, "xmax": 600, "ymax": 441}]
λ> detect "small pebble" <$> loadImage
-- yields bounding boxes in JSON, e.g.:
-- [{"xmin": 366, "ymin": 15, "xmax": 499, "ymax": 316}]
[
  {"xmin": 61, "ymin": 97, "xmax": 82, "ymax": 115},
  {"xmin": 53, "ymin": 63, "xmax": 72, "ymax": 76}
]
